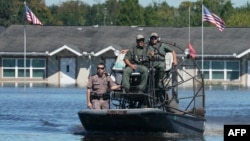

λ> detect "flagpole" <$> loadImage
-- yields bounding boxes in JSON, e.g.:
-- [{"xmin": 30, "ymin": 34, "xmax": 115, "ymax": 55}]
[
  {"xmin": 188, "ymin": 6, "xmax": 190, "ymax": 43},
  {"xmin": 201, "ymin": 3, "xmax": 204, "ymax": 74},
  {"xmin": 23, "ymin": 1, "xmax": 43, "ymax": 89},
  {"xmin": 24, "ymin": 1, "xmax": 27, "ymax": 89}
]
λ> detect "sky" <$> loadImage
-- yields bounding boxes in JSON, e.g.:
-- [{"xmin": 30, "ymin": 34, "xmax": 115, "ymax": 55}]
[{"xmin": 45, "ymin": 0, "xmax": 250, "ymax": 7}]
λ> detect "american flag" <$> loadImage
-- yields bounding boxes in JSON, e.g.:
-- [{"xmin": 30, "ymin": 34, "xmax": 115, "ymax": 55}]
[
  {"xmin": 203, "ymin": 5, "xmax": 225, "ymax": 32},
  {"xmin": 25, "ymin": 5, "xmax": 42, "ymax": 25}
]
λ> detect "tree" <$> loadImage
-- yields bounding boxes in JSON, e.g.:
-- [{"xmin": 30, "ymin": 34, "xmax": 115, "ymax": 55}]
[
  {"xmin": 178, "ymin": 1, "xmax": 193, "ymax": 27},
  {"xmin": 226, "ymin": 5, "xmax": 250, "ymax": 27},
  {"xmin": 52, "ymin": 0, "xmax": 88, "ymax": 26},
  {"xmin": 104, "ymin": 0, "xmax": 121, "ymax": 26},
  {"xmin": 24, "ymin": 0, "xmax": 54, "ymax": 25},
  {"xmin": 0, "ymin": 0, "xmax": 28, "ymax": 27},
  {"xmin": 156, "ymin": 1, "xmax": 175, "ymax": 26},
  {"xmin": 1, "ymin": 0, "xmax": 250, "ymax": 27},
  {"xmin": 116, "ymin": 0, "xmax": 145, "ymax": 26},
  {"xmin": 144, "ymin": 3, "xmax": 161, "ymax": 26}
]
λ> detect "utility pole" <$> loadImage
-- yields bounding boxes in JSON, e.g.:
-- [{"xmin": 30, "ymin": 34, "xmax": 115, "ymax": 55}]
[{"xmin": 103, "ymin": 7, "xmax": 107, "ymax": 26}]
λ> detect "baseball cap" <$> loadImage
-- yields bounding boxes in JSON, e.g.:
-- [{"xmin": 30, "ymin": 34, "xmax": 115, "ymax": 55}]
[
  {"xmin": 136, "ymin": 34, "xmax": 144, "ymax": 40},
  {"xmin": 150, "ymin": 32, "xmax": 158, "ymax": 38}
]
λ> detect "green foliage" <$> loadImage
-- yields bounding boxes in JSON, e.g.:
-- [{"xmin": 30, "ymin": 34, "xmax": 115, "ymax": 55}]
[
  {"xmin": 0, "ymin": 0, "xmax": 22, "ymax": 27},
  {"xmin": 116, "ymin": 0, "xmax": 145, "ymax": 26},
  {"xmin": 144, "ymin": 4, "xmax": 160, "ymax": 26},
  {"xmin": 50, "ymin": 0, "xmax": 89, "ymax": 26},
  {"xmin": 104, "ymin": 0, "xmax": 121, "ymax": 25},
  {"xmin": 0, "ymin": 0, "xmax": 250, "ymax": 27}
]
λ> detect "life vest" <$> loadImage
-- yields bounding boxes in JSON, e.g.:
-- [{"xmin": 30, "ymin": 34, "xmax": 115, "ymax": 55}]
[
  {"xmin": 151, "ymin": 42, "xmax": 165, "ymax": 58},
  {"xmin": 131, "ymin": 46, "xmax": 149, "ymax": 66}
]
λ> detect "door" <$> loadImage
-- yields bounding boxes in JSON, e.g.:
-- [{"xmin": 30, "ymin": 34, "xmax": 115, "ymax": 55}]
[
  {"xmin": 60, "ymin": 58, "xmax": 76, "ymax": 86},
  {"xmin": 105, "ymin": 58, "xmax": 115, "ymax": 74}
]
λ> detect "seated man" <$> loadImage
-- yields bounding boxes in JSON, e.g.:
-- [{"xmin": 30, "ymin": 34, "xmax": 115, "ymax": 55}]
[
  {"xmin": 148, "ymin": 32, "xmax": 177, "ymax": 89},
  {"xmin": 121, "ymin": 34, "xmax": 153, "ymax": 93}
]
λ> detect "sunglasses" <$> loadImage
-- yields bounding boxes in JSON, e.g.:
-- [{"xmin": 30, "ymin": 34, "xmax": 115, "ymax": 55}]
[
  {"xmin": 150, "ymin": 36, "xmax": 158, "ymax": 40},
  {"xmin": 97, "ymin": 67, "xmax": 105, "ymax": 70}
]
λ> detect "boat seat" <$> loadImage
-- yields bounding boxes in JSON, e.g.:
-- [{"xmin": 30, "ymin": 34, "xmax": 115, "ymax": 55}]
[
  {"xmin": 165, "ymin": 52, "xmax": 173, "ymax": 71},
  {"xmin": 131, "ymin": 71, "xmax": 140, "ymax": 76}
]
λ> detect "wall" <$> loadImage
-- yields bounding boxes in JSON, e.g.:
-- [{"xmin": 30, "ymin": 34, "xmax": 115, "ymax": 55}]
[{"xmin": 47, "ymin": 56, "xmax": 59, "ymax": 86}]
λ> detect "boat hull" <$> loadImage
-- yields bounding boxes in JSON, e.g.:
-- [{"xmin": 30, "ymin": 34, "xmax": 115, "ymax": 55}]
[{"xmin": 78, "ymin": 108, "xmax": 205, "ymax": 135}]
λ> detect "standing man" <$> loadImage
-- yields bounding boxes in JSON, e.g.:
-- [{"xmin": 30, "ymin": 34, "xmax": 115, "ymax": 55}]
[
  {"xmin": 122, "ymin": 34, "xmax": 154, "ymax": 93},
  {"xmin": 149, "ymin": 32, "xmax": 177, "ymax": 88},
  {"xmin": 86, "ymin": 62, "xmax": 121, "ymax": 109}
]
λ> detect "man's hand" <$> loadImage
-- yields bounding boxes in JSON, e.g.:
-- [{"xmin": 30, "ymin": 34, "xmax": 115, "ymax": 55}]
[
  {"xmin": 87, "ymin": 102, "xmax": 92, "ymax": 109},
  {"xmin": 150, "ymin": 51, "xmax": 154, "ymax": 57},
  {"xmin": 120, "ymin": 49, "xmax": 128, "ymax": 54},
  {"xmin": 130, "ymin": 64, "xmax": 137, "ymax": 70}
]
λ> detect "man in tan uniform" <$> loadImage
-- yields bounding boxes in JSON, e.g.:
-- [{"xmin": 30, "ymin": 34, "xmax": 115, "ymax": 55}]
[{"xmin": 86, "ymin": 62, "xmax": 121, "ymax": 109}]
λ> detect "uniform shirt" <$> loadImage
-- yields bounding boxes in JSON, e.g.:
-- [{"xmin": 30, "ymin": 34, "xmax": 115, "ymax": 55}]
[
  {"xmin": 87, "ymin": 74, "xmax": 116, "ymax": 95},
  {"xmin": 124, "ymin": 45, "xmax": 153, "ymax": 64},
  {"xmin": 149, "ymin": 42, "xmax": 173, "ymax": 61}
]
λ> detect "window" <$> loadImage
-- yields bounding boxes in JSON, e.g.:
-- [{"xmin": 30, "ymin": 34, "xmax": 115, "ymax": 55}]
[
  {"xmin": 2, "ymin": 58, "xmax": 46, "ymax": 78},
  {"xmin": 197, "ymin": 60, "xmax": 240, "ymax": 80},
  {"xmin": 226, "ymin": 61, "xmax": 240, "ymax": 80}
]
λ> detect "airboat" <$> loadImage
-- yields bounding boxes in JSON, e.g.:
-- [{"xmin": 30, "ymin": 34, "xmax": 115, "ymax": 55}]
[{"xmin": 78, "ymin": 41, "xmax": 205, "ymax": 136}]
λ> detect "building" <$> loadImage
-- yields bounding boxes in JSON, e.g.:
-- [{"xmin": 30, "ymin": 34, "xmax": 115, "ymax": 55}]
[{"xmin": 0, "ymin": 25, "xmax": 249, "ymax": 87}]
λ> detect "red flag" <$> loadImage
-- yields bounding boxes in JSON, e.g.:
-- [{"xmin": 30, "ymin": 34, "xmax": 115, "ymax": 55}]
[
  {"xmin": 188, "ymin": 42, "xmax": 196, "ymax": 59},
  {"xmin": 203, "ymin": 5, "xmax": 225, "ymax": 32},
  {"xmin": 25, "ymin": 5, "xmax": 42, "ymax": 25}
]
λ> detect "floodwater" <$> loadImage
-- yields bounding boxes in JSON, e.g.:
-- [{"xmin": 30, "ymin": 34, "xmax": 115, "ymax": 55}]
[{"xmin": 0, "ymin": 86, "xmax": 249, "ymax": 141}]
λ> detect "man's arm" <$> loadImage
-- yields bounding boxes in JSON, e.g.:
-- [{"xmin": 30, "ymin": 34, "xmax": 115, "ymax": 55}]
[
  {"xmin": 172, "ymin": 50, "xmax": 177, "ymax": 66},
  {"xmin": 108, "ymin": 76, "xmax": 121, "ymax": 90},
  {"xmin": 123, "ymin": 49, "xmax": 137, "ymax": 70},
  {"xmin": 110, "ymin": 85, "xmax": 121, "ymax": 90},
  {"xmin": 163, "ymin": 43, "xmax": 177, "ymax": 66},
  {"xmin": 124, "ymin": 58, "xmax": 137, "ymax": 70},
  {"xmin": 86, "ymin": 88, "xmax": 92, "ymax": 109},
  {"xmin": 148, "ymin": 46, "xmax": 155, "ymax": 61},
  {"xmin": 86, "ymin": 77, "xmax": 93, "ymax": 109}
]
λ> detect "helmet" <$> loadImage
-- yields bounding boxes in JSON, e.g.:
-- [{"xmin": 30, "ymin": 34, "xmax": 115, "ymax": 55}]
[
  {"xmin": 136, "ymin": 34, "xmax": 144, "ymax": 40},
  {"xmin": 150, "ymin": 32, "xmax": 158, "ymax": 38}
]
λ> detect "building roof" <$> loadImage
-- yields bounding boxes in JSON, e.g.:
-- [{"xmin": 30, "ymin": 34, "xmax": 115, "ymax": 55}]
[{"xmin": 0, "ymin": 25, "xmax": 249, "ymax": 58}]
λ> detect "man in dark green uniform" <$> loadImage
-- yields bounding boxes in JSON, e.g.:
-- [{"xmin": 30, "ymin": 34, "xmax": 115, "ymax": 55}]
[
  {"xmin": 148, "ymin": 32, "xmax": 177, "ymax": 88},
  {"xmin": 122, "ymin": 34, "xmax": 153, "ymax": 93}
]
